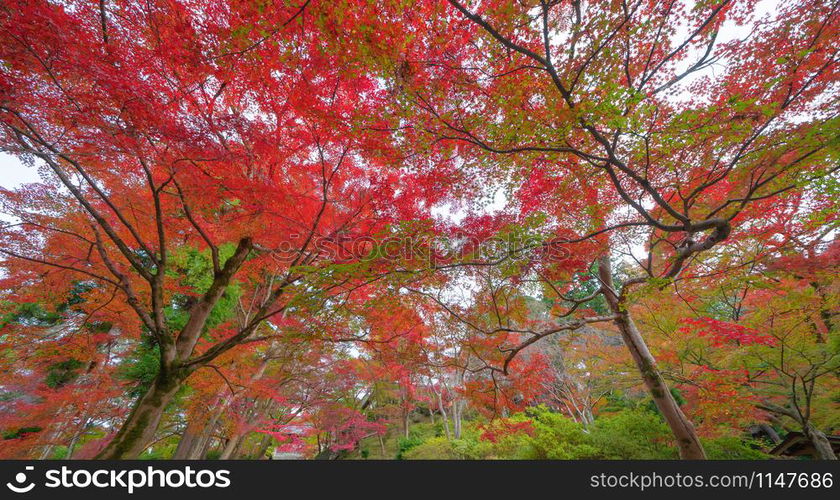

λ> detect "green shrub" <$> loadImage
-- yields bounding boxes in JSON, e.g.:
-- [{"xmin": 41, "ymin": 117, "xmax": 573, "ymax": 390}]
[
  {"xmin": 403, "ymin": 437, "xmax": 461, "ymax": 459},
  {"xmin": 588, "ymin": 410, "xmax": 678, "ymax": 459},
  {"xmin": 398, "ymin": 407, "xmax": 772, "ymax": 460},
  {"xmin": 449, "ymin": 434, "xmax": 495, "ymax": 459},
  {"xmin": 519, "ymin": 406, "xmax": 600, "ymax": 459},
  {"xmin": 702, "ymin": 436, "xmax": 769, "ymax": 460},
  {"xmin": 396, "ymin": 435, "xmax": 425, "ymax": 459}
]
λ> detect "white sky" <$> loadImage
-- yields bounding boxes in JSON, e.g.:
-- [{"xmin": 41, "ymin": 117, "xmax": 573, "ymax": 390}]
[{"xmin": 0, "ymin": 152, "xmax": 39, "ymax": 189}]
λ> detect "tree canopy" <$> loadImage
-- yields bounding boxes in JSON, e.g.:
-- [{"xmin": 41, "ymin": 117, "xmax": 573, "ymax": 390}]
[{"xmin": 0, "ymin": 0, "xmax": 837, "ymax": 460}]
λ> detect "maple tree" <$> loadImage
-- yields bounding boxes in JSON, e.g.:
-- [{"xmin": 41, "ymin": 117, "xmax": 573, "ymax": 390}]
[
  {"xmin": 344, "ymin": 0, "xmax": 838, "ymax": 458},
  {"xmin": 0, "ymin": 0, "xmax": 411, "ymax": 458},
  {"xmin": 643, "ymin": 240, "xmax": 840, "ymax": 459},
  {"xmin": 0, "ymin": 0, "xmax": 837, "ymax": 461}
]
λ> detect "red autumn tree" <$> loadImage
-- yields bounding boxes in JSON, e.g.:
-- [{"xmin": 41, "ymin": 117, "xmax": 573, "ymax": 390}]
[
  {"xmin": 0, "ymin": 0, "xmax": 836, "ymax": 462},
  {"xmin": 346, "ymin": 0, "xmax": 838, "ymax": 458},
  {"xmin": 0, "ymin": 0, "xmax": 413, "ymax": 458}
]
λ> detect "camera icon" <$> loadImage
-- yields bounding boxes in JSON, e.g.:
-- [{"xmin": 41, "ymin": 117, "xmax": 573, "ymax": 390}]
[{"xmin": 6, "ymin": 466, "xmax": 35, "ymax": 493}]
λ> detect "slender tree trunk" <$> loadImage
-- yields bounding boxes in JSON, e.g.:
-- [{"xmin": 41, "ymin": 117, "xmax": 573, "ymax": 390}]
[
  {"xmin": 181, "ymin": 355, "xmax": 271, "ymax": 459},
  {"xmin": 219, "ymin": 432, "xmax": 245, "ymax": 460},
  {"xmin": 452, "ymin": 368, "xmax": 465, "ymax": 440},
  {"xmin": 435, "ymin": 389, "xmax": 452, "ymax": 440},
  {"xmin": 220, "ymin": 397, "xmax": 272, "ymax": 459},
  {"xmin": 65, "ymin": 416, "xmax": 89, "ymax": 459},
  {"xmin": 582, "ymin": 406, "xmax": 595, "ymax": 428},
  {"xmin": 38, "ymin": 403, "xmax": 68, "ymax": 459},
  {"xmin": 452, "ymin": 398, "xmax": 463, "ymax": 439},
  {"xmin": 378, "ymin": 433, "xmax": 387, "ymax": 458},
  {"xmin": 38, "ymin": 442, "xmax": 55, "ymax": 460},
  {"xmin": 187, "ymin": 403, "xmax": 227, "ymax": 459},
  {"xmin": 194, "ymin": 425, "xmax": 218, "ymax": 459},
  {"xmin": 95, "ymin": 372, "xmax": 184, "ymax": 459},
  {"xmin": 598, "ymin": 256, "xmax": 706, "ymax": 459},
  {"xmin": 252, "ymin": 434, "xmax": 273, "ymax": 460},
  {"xmin": 172, "ymin": 414, "xmax": 204, "ymax": 459}
]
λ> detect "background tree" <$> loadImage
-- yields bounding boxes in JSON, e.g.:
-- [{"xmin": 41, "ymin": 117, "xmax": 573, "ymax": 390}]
[{"xmin": 349, "ymin": 0, "xmax": 838, "ymax": 458}]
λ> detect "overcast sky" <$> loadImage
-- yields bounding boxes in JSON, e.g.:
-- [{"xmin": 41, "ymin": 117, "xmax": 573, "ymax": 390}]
[{"xmin": 0, "ymin": 152, "xmax": 39, "ymax": 189}]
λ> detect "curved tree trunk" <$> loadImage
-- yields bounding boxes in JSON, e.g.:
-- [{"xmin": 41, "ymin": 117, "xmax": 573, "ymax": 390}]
[
  {"xmin": 95, "ymin": 372, "xmax": 184, "ymax": 459},
  {"xmin": 757, "ymin": 423, "xmax": 782, "ymax": 444},
  {"xmin": 598, "ymin": 256, "xmax": 706, "ymax": 459},
  {"xmin": 94, "ymin": 238, "xmax": 251, "ymax": 459},
  {"xmin": 805, "ymin": 423, "xmax": 838, "ymax": 460}
]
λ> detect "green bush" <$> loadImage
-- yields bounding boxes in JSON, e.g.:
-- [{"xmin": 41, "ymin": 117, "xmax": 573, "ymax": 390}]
[
  {"xmin": 518, "ymin": 406, "xmax": 600, "ymax": 459},
  {"xmin": 403, "ymin": 437, "xmax": 461, "ymax": 459},
  {"xmin": 702, "ymin": 436, "xmax": 769, "ymax": 460},
  {"xmin": 449, "ymin": 434, "xmax": 494, "ymax": 459},
  {"xmin": 396, "ymin": 435, "xmax": 425, "ymax": 459},
  {"xmin": 588, "ymin": 409, "xmax": 678, "ymax": 459},
  {"xmin": 404, "ymin": 407, "xmax": 598, "ymax": 460},
  {"xmin": 398, "ymin": 407, "xmax": 771, "ymax": 460}
]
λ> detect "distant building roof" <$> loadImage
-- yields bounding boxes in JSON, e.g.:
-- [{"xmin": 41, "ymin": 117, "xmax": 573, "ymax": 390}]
[{"xmin": 769, "ymin": 432, "xmax": 840, "ymax": 458}]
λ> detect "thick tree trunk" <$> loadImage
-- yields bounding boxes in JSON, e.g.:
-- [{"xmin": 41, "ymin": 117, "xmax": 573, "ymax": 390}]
[
  {"xmin": 805, "ymin": 423, "xmax": 838, "ymax": 460},
  {"xmin": 95, "ymin": 238, "xmax": 252, "ymax": 460},
  {"xmin": 95, "ymin": 373, "xmax": 184, "ymax": 459},
  {"xmin": 598, "ymin": 256, "xmax": 706, "ymax": 460}
]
